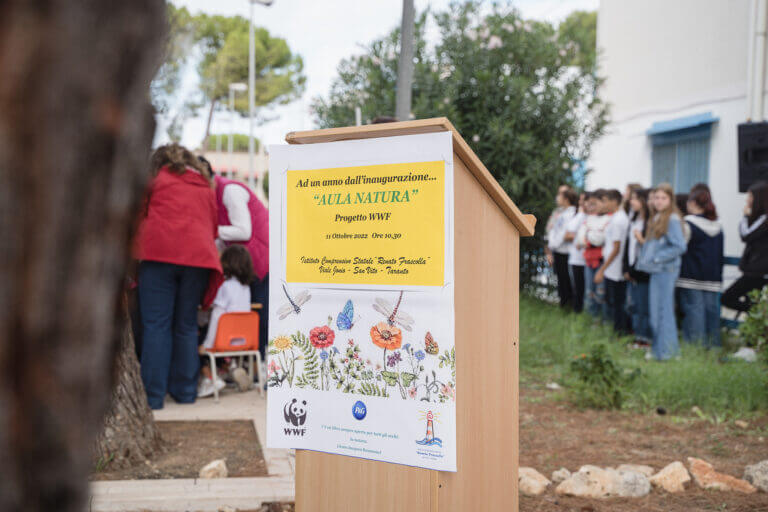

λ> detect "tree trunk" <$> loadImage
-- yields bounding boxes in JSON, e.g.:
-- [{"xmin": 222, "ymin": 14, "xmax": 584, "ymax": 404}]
[
  {"xmin": 201, "ymin": 98, "xmax": 218, "ymax": 151},
  {"xmin": 0, "ymin": 2, "xmax": 165, "ymax": 511},
  {"xmin": 95, "ymin": 304, "xmax": 164, "ymax": 469}
]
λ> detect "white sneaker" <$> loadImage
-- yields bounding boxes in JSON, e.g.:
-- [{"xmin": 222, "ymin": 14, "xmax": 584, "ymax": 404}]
[
  {"xmin": 198, "ymin": 378, "xmax": 215, "ymax": 398},
  {"xmin": 198, "ymin": 378, "xmax": 226, "ymax": 398}
]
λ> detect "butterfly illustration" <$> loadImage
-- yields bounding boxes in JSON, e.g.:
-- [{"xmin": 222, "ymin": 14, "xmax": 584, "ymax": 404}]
[
  {"xmin": 277, "ymin": 284, "xmax": 311, "ymax": 320},
  {"xmin": 336, "ymin": 299, "xmax": 355, "ymax": 330},
  {"xmin": 424, "ymin": 332, "xmax": 439, "ymax": 355},
  {"xmin": 372, "ymin": 291, "xmax": 414, "ymax": 331}
]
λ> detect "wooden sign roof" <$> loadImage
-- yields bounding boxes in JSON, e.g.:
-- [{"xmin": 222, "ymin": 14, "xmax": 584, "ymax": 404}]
[{"xmin": 286, "ymin": 117, "xmax": 536, "ymax": 237}]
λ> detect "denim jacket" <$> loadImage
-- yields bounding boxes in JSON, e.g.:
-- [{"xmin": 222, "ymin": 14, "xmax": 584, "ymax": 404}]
[{"xmin": 636, "ymin": 215, "xmax": 687, "ymax": 274}]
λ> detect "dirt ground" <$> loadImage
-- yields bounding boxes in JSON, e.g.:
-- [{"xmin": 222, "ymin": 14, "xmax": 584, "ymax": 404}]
[
  {"xmin": 519, "ymin": 387, "xmax": 768, "ymax": 511},
  {"xmin": 92, "ymin": 420, "xmax": 268, "ymax": 480}
]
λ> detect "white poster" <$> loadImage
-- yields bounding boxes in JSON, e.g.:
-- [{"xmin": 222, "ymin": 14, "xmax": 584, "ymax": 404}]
[{"xmin": 266, "ymin": 131, "xmax": 456, "ymax": 472}]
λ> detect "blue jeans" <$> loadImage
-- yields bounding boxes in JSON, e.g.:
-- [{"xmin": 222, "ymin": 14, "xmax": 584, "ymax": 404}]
[
  {"xmin": 604, "ymin": 278, "xmax": 629, "ymax": 334},
  {"xmin": 138, "ymin": 261, "xmax": 210, "ymax": 409},
  {"xmin": 649, "ymin": 270, "xmax": 680, "ymax": 360},
  {"xmin": 584, "ymin": 266, "xmax": 605, "ymax": 317},
  {"xmin": 679, "ymin": 288, "xmax": 721, "ymax": 348},
  {"xmin": 626, "ymin": 281, "xmax": 651, "ymax": 342}
]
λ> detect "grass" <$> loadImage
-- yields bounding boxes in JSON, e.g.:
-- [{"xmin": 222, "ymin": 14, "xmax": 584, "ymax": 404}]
[{"xmin": 519, "ymin": 295, "xmax": 768, "ymax": 419}]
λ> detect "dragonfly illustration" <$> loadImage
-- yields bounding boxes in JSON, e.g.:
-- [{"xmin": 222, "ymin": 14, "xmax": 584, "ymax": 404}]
[
  {"xmin": 277, "ymin": 284, "xmax": 311, "ymax": 320},
  {"xmin": 372, "ymin": 290, "xmax": 414, "ymax": 331}
]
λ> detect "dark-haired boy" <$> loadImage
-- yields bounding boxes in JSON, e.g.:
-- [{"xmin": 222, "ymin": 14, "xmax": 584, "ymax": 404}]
[{"xmin": 594, "ymin": 189, "xmax": 630, "ymax": 334}]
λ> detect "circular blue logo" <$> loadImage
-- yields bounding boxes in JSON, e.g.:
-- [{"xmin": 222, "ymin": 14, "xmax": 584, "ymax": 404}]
[{"xmin": 352, "ymin": 400, "xmax": 367, "ymax": 420}]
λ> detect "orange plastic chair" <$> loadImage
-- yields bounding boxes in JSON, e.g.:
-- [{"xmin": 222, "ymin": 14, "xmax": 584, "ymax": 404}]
[{"xmin": 203, "ymin": 311, "xmax": 263, "ymax": 401}]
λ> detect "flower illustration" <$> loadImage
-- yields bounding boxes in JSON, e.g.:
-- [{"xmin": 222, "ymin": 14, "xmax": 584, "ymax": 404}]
[
  {"xmin": 386, "ymin": 351, "xmax": 402, "ymax": 368},
  {"xmin": 370, "ymin": 322, "xmax": 402, "ymax": 350},
  {"xmin": 310, "ymin": 325, "xmax": 335, "ymax": 349},
  {"xmin": 267, "ymin": 360, "xmax": 279, "ymax": 376},
  {"xmin": 408, "ymin": 387, "xmax": 418, "ymax": 399},
  {"xmin": 441, "ymin": 383, "xmax": 456, "ymax": 401},
  {"xmin": 415, "ymin": 350, "xmax": 426, "ymax": 361},
  {"xmin": 319, "ymin": 350, "xmax": 329, "ymax": 361},
  {"xmin": 272, "ymin": 335, "xmax": 293, "ymax": 351}
]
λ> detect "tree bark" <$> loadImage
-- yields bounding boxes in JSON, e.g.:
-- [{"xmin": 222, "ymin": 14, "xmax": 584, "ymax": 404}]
[
  {"xmin": 94, "ymin": 305, "xmax": 163, "ymax": 470},
  {"xmin": 0, "ymin": 1, "xmax": 165, "ymax": 511}
]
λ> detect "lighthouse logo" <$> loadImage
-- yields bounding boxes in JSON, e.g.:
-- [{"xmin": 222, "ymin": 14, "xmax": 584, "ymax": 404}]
[{"xmin": 415, "ymin": 410, "xmax": 443, "ymax": 447}]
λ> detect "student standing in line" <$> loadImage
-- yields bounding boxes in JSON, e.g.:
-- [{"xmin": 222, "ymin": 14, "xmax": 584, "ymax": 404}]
[
  {"xmin": 721, "ymin": 181, "xmax": 768, "ymax": 312},
  {"xmin": 636, "ymin": 183, "xmax": 688, "ymax": 361},
  {"xmin": 594, "ymin": 189, "xmax": 630, "ymax": 334},
  {"xmin": 581, "ymin": 191, "xmax": 611, "ymax": 317},
  {"xmin": 623, "ymin": 183, "xmax": 642, "ymax": 215},
  {"xmin": 565, "ymin": 192, "xmax": 587, "ymax": 313},
  {"xmin": 623, "ymin": 188, "xmax": 652, "ymax": 346},
  {"xmin": 546, "ymin": 187, "xmax": 578, "ymax": 308},
  {"xmin": 677, "ymin": 186, "xmax": 724, "ymax": 348}
]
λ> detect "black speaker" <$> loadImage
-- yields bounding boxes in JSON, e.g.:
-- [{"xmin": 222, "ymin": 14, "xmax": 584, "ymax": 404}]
[{"xmin": 738, "ymin": 122, "xmax": 768, "ymax": 192}]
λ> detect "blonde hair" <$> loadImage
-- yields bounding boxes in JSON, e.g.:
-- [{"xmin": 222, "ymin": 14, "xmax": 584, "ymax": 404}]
[{"xmin": 646, "ymin": 183, "xmax": 681, "ymax": 239}]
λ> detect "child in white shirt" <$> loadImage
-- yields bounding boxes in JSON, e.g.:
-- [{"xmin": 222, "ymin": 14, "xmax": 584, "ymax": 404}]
[{"xmin": 198, "ymin": 245, "xmax": 253, "ymax": 397}]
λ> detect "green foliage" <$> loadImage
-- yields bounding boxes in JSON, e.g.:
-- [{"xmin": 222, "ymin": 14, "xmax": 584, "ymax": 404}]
[
  {"xmin": 311, "ymin": 2, "xmax": 607, "ymax": 288},
  {"xmin": 438, "ymin": 347, "xmax": 456, "ymax": 381},
  {"xmin": 739, "ymin": 286, "xmax": 768, "ymax": 361},
  {"xmin": 556, "ymin": 10, "xmax": 598, "ymax": 71},
  {"xmin": 358, "ymin": 381, "xmax": 388, "ymax": 397},
  {"xmin": 569, "ymin": 344, "xmax": 639, "ymax": 409},
  {"xmin": 208, "ymin": 133, "xmax": 261, "ymax": 152},
  {"xmin": 520, "ymin": 296, "xmax": 768, "ymax": 418},
  {"xmin": 292, "ymin": 332, "xmax": 319, "ymax": 389}
]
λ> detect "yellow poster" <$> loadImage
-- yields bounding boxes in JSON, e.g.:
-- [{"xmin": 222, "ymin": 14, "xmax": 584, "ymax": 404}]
[{"xmin": 285, "ymin": 160, "xmax": 445, "ymax": 286}]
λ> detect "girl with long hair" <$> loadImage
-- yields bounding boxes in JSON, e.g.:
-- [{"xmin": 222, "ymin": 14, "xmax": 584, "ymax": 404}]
[
  {"xmin": 721, "ymin": 181, "xmax": 768, "ymax": 312},
  {"xmin": 623, "ymin": 188, "xmax": 651, "ymax": 345},
  {"xmin": 636, "ymin": 183, "xmax": 687, "ymax": 360},
  {"xmin": 677, "ymin": 185, "xmax": 723, "ymax": 347}
]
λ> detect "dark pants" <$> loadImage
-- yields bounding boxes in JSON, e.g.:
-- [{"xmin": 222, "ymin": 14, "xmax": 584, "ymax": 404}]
[
  {"xmin": 605, "ymin": 278, "xmax": 630, "ymax": 335},
  {"xmin": 138, "ymin": 261, "xmax": 210, "ymax": 409},
  {"xmin": 553, "ymin": 252, "xmax": 573, "ymax": 308},
  {"xmin": 569, "ymin": 264, "xmax": 585, "ymax": 313},
  {"xmin": 721, "ymin": 275, "xmax": 768, "ymax": 312},
  {"xmin": 250, "ymin": 272, "xmax": 269, "ymax": 360}
]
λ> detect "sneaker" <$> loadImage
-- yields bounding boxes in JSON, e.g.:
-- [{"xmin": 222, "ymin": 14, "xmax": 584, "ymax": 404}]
[
  {"xmin": 198, "ymin": 378, "xmax": 215, "ymax": 398},
  {"xmin": 644, "ymin": 351, "xmax": 653, "ymax": 361},
  {"xmin": 198, "ymin": 378, "xmax": 226, "ymax": 398},
  {"xmin": 232, "ymin": 367, "xmax": 250, "ymax": 392}
]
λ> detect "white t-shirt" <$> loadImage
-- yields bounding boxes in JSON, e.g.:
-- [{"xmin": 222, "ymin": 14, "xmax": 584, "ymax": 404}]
[
  {"xmin": 547, "ymin": 206, "xmax": 576, "ymax": 254},
  {"xmin": 202, "ymin": 277, "xmax": 252, "ymax": 349},
  {"xmin": 566, "ymin": 211, "xmax": 586, "ymax": 266},
  {"xmin": 219, "ymin": 184, "xmax": 252, "ymax": 242},
  {"xmin": 603, "ymin": 209, "xmax": 629, "ymax": 282}
]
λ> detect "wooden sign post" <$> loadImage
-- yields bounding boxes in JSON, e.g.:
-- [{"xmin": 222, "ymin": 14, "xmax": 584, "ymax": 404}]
[{"xmin": 283, "ymin": 118, "xmax": 536, "ymax": 511}]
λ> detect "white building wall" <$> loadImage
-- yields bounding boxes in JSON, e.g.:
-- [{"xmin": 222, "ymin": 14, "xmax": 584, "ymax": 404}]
[{"xmin": 590, "ymin": 0, "xmax": 768, "ymax": 259}]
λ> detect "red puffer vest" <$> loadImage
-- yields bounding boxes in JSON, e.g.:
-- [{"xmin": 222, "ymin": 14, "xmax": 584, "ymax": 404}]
[{"xmin": 214, "ymin": 175, "xmax": 269, "ymax": 280}]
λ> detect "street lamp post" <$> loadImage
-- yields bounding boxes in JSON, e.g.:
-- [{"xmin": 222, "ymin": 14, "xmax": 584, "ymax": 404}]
[
  {"xmin": 249, "ymin": 0, "xmax": 274, "ymax": 190},
  {"xmin": 228, "ymin": 82, "xmax": 247, "ymax": 179}
]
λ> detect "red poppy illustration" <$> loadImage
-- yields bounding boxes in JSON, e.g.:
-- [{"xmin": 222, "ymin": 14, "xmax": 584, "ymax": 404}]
[{"xmin": 309, "ymin": 325, "xmax": 335, "ymax": 349}]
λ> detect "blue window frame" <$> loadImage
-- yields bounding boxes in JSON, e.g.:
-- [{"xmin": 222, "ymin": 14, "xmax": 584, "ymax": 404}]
[{"xmin": 648, "ymin": 112, "xmax": 717, "ymax": 192}]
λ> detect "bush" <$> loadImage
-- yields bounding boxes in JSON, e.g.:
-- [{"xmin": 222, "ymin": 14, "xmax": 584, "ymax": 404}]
[
  {"xmin": 568, "ymin": 344, "xmax": 639, "ymax": 409},
  {"xmin": 740, "ymin": 286, "xmax": 768, "ymax": 359}
]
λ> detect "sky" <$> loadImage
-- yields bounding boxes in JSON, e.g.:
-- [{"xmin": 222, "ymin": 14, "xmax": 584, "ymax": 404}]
[{"xmin": 166, "ymin": 0, "xmax": 598, "ymax": 149}]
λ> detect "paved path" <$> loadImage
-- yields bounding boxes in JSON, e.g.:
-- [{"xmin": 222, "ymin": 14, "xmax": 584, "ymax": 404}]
[{"xmin": 90, "ymin": 388, "xmax": 295, "ymax": 511}]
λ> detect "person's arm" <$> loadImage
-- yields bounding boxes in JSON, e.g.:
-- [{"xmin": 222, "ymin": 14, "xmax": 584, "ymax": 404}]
[
  {"xmin": 202, "ymin": 305, "xmax": 224, "ymax": 350},
  {"xmin": 652, "ymin": 217, "xmax": 688, "ymax": 263},
  {"xmin": 740, "ymin": 214, "xmax": 768, "ymax": 243},
  {"xmin": 595, "ymin": 240, "xmax": 620, "ymax": 283},
  {"xmin": 219, "ymin": 185, "xmax": 252, "ymax": 242}
]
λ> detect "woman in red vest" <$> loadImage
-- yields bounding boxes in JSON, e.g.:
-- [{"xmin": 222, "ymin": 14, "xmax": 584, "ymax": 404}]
[
  {"xmin": 199, "ymin": 157, "xmax": 270, "ymax": 357},
  {"xmin": 135, "ymin": 145, "xmax": 222, "ymax": 409}
]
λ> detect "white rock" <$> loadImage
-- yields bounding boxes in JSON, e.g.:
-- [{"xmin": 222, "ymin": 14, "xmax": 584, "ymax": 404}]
[
  {"xmin": 519, "ymin": 467, "xmax": 551, "ymax": 496},
  {"xmin": 545, "ymin": 382, "xmax": 562, "ymax": 390},
  {"xmin": 733, "ymin": 347, "xmax": 757, "ymax": 362},
  {"xmin": 200, "ymin": 459, "xmax": 228, "ymax": 479},
  {"xmin": 556, "ymin": 465, "xmax": 650, "ymax": 498},
  {"xmin": 650, "ymin": 461, "xmax": 691, "ymax": 493},
  {"xmin": 617, "ymin": 464, "xmax": 655, "ymax": 477},
  {"xmin": 744, "ymin": 460, "xmax": 768, "ymax": 492},
  {"xmin": 551, "ymin": 467, "xmax": 571, "ymax": 483}
]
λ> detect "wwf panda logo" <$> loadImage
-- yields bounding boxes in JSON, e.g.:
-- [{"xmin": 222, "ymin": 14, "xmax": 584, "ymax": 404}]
[{"xmin": 284, "ymin": 398, "xmax": 307, "ymax": 426}]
